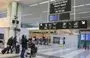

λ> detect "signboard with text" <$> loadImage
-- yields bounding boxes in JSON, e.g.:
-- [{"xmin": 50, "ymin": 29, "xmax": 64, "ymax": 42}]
[{"xmin": 50, "ymin": 0, "xmax": 71, "ymax": 14}]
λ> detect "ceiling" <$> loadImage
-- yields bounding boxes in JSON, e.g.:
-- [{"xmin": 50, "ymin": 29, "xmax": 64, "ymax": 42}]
[
  {"xmin": 0, "ymin": 0, "xmax": 90, "ymax": 28},
  {"xmin": 20, "ymin": 0, "xmax": 90, "ymax": 28},
  {"xmin": 0, "ymin": 0, "xmax": 12, "ymax": 10}
]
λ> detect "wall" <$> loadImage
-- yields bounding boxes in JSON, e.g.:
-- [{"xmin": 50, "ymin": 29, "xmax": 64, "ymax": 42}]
[
  {"xmin": 51, "ymin": 34, "xmax": 78, "ymax": 48},
  {"xmin": 0, "ymin": 18, "xmax": 10, "ymax": 28}
]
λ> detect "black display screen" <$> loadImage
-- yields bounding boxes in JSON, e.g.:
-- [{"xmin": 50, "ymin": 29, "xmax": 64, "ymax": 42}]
[
  {"xmin": 59, "ymin": 13, "xmax": 70, "ymax": 20},
  {"xmin": 56, "ymin": 22, "xmax": 63, "ymax": 29}
]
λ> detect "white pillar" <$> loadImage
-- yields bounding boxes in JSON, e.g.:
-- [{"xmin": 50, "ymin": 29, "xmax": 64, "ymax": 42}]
[
  {"xmin": 8, "ymin": 1, "xmax": 18, "ymax": 37},
  {"xmin": 16, "ymin": 3, "xmax": 22, "ymax": 42},
  {"xmin": 4, "ymin": 28, "xmax": 9, "ymax": 47},
  {"xmin": 9, "ymin": 1, "xmax": 21, "ymax": 38}
]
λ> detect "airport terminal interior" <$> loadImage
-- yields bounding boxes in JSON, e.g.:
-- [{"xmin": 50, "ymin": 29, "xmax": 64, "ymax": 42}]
[{"xmin": 0, "ymin": 0, "xmax": 90, "ymax": 58}]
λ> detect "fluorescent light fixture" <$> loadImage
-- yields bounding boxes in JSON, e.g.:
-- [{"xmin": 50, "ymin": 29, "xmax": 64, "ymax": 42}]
[
  {"xmin": 26, "ymin": 27, "xmax": 39, "ymax": 30},
  {"xmin": 74, "ymin": 4, "xmax": 85, "ymax": 7},
  {"xmin": 50, "ymin": 0, "xmax": 55, "ymax": 1},
  {"xmin": 73, "ymin": 3, "xmax": 90, "ymax": 8},
  {"xmin": 77, "ymin": 11, "xmax": 90, "ymax": 14},
  {"xmin": 71, "ymin": 11, "xmax": 90, "ymax": 15},
  {"xmin": 42, "ymin": 11, "xmax": 49, "ymax": 13},
  {"xmin": 39, "ymin": 1, "xmax": 49, "ymax": 4},
  {"xmin": 21, "ymin": 14, "xmax": 32, "ymax": 17},
  {"xmin": 29, "ymin": 4, "xmax": 38, "ymax": 6},
  {"xmin": 85, "ymin": 3, "xmax": 90, "ymax": 6}
]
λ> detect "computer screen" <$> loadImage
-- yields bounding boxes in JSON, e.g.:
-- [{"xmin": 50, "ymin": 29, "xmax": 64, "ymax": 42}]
[
  {"xmin": 80, "ymin": 34, "xmax": 90, "ymax": 40},
  {"xmin": 49, "ymin": 15, "xmax": 58, "ymax": 21},
  {"xmin": 80, "ymin": 34, "xmax": 85, "ymax": 40}
]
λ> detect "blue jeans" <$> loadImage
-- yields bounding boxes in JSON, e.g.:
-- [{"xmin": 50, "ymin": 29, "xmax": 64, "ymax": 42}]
[{"xmin": 20, "ymin": 48, "xmax": 26, "ymax": 58}]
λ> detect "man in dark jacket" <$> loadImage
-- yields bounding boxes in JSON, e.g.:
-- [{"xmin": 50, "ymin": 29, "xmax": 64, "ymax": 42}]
[
  {"xmin": 7, "ymin": 36, "xmax": 13, "ymax": 53},
  {"xmin": 20, "ymin": 35, "xmax": 28, "ymax": 58}
]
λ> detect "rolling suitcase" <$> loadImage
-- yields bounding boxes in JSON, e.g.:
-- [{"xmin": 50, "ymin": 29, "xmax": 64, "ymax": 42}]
[{"xmin": 1, "ymin": 47, "xmax": 9, "ymax": 54}]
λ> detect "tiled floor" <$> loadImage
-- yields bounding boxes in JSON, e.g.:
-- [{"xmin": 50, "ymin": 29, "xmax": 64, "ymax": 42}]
[{"xmin": 0, "ymin": 45, "xmax": 90, "ymax": 58}]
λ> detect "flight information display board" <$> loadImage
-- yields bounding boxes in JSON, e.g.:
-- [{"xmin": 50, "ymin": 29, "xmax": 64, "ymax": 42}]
[
  {"xmin": 59, "ymin": 13, "xmax": 70, "ymax": 20},
  {"xmin": 39, "ymin": 20, "xmax": 87, "ymax": 30},
  {"xmin": 50, "ymin": 0, "xmax": 71, "ymax": 14}
]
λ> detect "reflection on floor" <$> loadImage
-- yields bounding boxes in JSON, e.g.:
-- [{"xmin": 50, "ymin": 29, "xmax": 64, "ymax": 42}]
[{"xmin": 0, "ymin": 45, "xmax": 90, "ymax": 58}]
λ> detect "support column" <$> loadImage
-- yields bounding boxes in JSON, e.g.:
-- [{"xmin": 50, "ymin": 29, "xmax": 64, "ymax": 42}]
[
  {"xmin": 9, "ymin": 1, "xmax": 21, "ymax": 38},
  {"xmin": 4, "ymin": 28, "xmax": 9, "ymax": 47},
  {"xmin": 6, "ymin": 1, "xmax": 22, "ymax": 46}
]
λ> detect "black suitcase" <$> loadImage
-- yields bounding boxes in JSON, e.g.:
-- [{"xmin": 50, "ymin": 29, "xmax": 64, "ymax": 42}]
[
  {"xmin": 1, "ymin": 47, "xmax": 9, "ymax": 54},
  {"xmin": 31, "ymin": 47, "xmax": 37, "ymax": 55},
  {"xmin": 16, "ymin": 45, "xmax": 20, "ymax": 54}
]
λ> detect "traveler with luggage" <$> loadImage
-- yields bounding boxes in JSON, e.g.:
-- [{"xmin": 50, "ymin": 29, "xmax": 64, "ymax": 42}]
[
  {"xmin": 28, "ymin": 38, "xmax": 38, "ymax": 57},
  {"xmin": 1, "ymin": 36, "xmax": 13, "ymax": 54}
]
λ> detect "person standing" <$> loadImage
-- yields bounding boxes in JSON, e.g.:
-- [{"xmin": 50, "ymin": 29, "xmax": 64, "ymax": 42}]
[
  {"xmin": 20, "ymin": 35, "xmax": 28, "ymax": 58},
  {"xmin": 63, "ymin": 37, "xmax": 66, "ymax": 47}
]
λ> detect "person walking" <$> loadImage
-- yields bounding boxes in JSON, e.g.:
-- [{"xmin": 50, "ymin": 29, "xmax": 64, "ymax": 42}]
[
  {"xmin": 7, "ymin": 36, "xmax": 13, "ymax": 53},
  {"xmin": 20, "ymin": 35, "xmax": 28, "ymax": 58},
  {"xmin": 63, "ymin": 37, "xmax": 66, "ymax": 47}
]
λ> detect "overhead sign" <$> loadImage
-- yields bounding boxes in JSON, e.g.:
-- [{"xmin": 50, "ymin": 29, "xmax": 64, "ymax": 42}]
[
  {"xmin": 50, "ymin": 0, "xmax": 71, "ymax": 14},
  {"xmin": 39, "ymin": 20, "xmax": 87, "ymax": 30}
]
